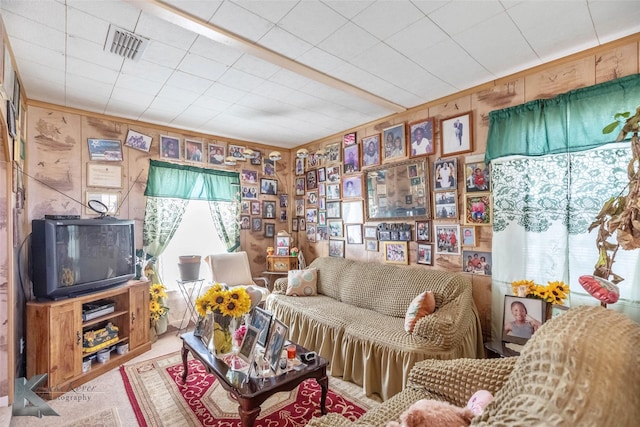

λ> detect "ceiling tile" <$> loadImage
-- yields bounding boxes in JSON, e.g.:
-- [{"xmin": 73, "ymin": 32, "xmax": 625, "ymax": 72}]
[
  {"xmin": 257, "ymin": 26, "xmax": 313, "ymax": 59},
  {"xmin": 268, "ymin": 69, "xmax": 315, "ymax": 90},
  {"xmin": 428, "ymin": 1, "xmax": 505, "ymax": 36},
  {"xmin": 154, "ymin": 86, "xmax": 200, "ymax": 105},
  {"xmin": 322, "ymin": 0, "xmax": 375, "ymax": 20},
  {"xmin": 138, "ymin": 108, "xmax": 180, "ymax": 125},
  {"xmin": 1, "ymin": 11, "xmax": 65, "ymax": 53},
  {"xmin": 67, "ymin": 57, "xmax": 120, "ymax": 85},
  {"xmin": 192, "ymin": 95, "xmax": 233, "ymax": 113},
  {"xmin": 351, "ymin": 1, "xmax": 423, "ymax": 40},
  {"xmin": 67, "ymin": 0, "xmax": 140, "ymax": 31},
  {"xmin": 189, "ymin": 36, "xmax": 243, "ymax": 66},
  {"xmin": 252, "ymin": 81, "xmax": 295, "ymax": 101},
  {"xmin": 217, "ymin": 68, "xmax": 266, "ymax": 91},
  {"xmin": 9, "ymin": 38, "xmax": 65, "ymax": 71},
  {"xmin": 232, "ymin": 55, "xmax": 281, "ymax": 79},
  {"xmin": 165, "ymin": 70, "xmax": 213, "ymax": 93},
  {"xmin": 1, "ymin": 0, "xmax": 65, "ymax": 30},
  {"xmin": 297, "ymin": 48, "xmax": 346, "ymax": 74},
  {"xmin": 178, "ymin": 53, "xmax": 229, "ymax": 81},
  {"xmin": 203, "ymin": 82, "xmax": 247, "ymax": 103},
  {"xmin": 318, "ymin": 22, "xmax": 379, "ymax": 61},
  {"xmin": 209, "ymin": 1, "xmax": 274, "ymax": 42},
  {"xmin": 65, "ymin": 92, "xmax": 110, "ymax": 113},
  {"xmin": 135, "ymin": 12, "xmax": 198, "ymax": 50},
  {"xmin": 277, "ymin": 1, "xmax": 347, "ymax": 45},
  {"xmin": 104, "ymin": 98, "xmax": 146, "ymax": 119},
  {"xmin": 231, "ymin": 0, "xmax": 297, "ymax": 23},
  {"xmin": 115, "ymin": 73, "xmax": 165, "ymax": 96},
  {"xmin": 110, "ymin": 86, "xmax": 155, "ymax": 107},
  {"xmin": 66, "ymin": 36, "xmax": 125, "ymax": 72},
  {"xmin": 410, "ymin": 1, "xmax": 449, "ymax": 15},
  {"xmin": 66, "ymin": 74, "xmax": 114, "ymax": 99},
  {"xmin": 589, "ymin": 0, "xmax": 640, "ymax": 43},
  {"xmin": 385, "ymin": 16, "xmax": 449, "ymax": 57},
  {"xmin": 163, "ymin": 0, "xmax": 222, "ymax": 21},
  {"xmin": 120, "ymin": 60, "xmax": 174, "ymax": 84},
  {"xmin": 140, "ymin": 41, "xmax": 187, "ymax": 69},
  {"xmin": 67, "ymin": 6, "xmax": 111, "ymax": 46}
]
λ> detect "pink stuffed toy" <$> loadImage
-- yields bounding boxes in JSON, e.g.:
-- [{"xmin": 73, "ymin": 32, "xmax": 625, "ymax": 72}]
[{"xmin": 466, "ymin": 390, "xmax": 493, "ymax": 416}]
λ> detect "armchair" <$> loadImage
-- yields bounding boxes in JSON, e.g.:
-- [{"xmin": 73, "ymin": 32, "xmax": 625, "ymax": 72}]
[{"xmin": 204, "ymin": 252, "xmax": 270, "ymax": 304}]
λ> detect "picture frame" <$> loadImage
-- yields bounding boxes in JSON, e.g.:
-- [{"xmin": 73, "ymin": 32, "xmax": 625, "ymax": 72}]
[
  {"xmin": 462, "ymin": 250, "xmax": 492, "ymax": 275},
  {"xmin": 364, "ymin": 226, "xmax": 378, "ymax": 240},
  {"xmin": 326, "ymin": 142, "xmax": 341, "ymax": 163},
  {"xmin": 382, "ymin": 123, "xmax": 406, "ymax": 162},
  {"xmin": 306, "ymin": 169, "xmax": 318, "ymax": 190},
  {"xmin": 251, "ymin": 149, "xmax": 262, "ymax": 166},
  {"xmin": 260, "ymin": 178, "xmax": 278, "ymax": 195},
  {"xmin": 326, "ymin": 201, "xmax": 341, "ymax": 219},
  {"xmin": 241, "ymin": 186, "xmax": 259, "ymax": 199},
  {"xmin": 327, "ymin": 165, "xmax": 341, "ymax": 182},
  {"xmin": 264, "ymin": 223, "xmax": 275, "ymax": 237},
  {"xmin": 464, "ymin": 193, "xmax": 492, "ymax": 226},
  {"xmin": 298, "ymin": 217, "xmax": 306, "ymax": 231},
  {"xmin": 241, "ymin": 200, "xmax": 250, "ymax": 214},
  {"xmin": 317, "ymin": 167, "xmax": 326, "ymax": 183},
  {"xmin": 464, "ymin": 159, "xmax": 490, "ymax": 192},
  {"xmin": 160, "ymin": 135, "xmax": 180, "ymax": 160},
  {"xmin": 306, "ymin": 224, "xmax": 317, "ymax": 243},
  {"xmin": 346, "ymin": 224, "xmax": 363, "ymax": 244},
  {"xmin": 383, "ymin": 241, "xmax": 409, "ymax": 265},
  {"xmin": 434, "ymin": 190, "xmax": 458, "ymax": 219},
  {"xmin": 306, "ymin": 191, "xmax": 318, "ymax": 205},
  {"xmin": 440, "ymin": 111, "xmax": 473, "ymax": 156},
  {"xmin": 306, "ymin": 208, "xmax": 318, "ymax": 223},
  {"xmin": 249, "ymin": 200, "xmax": 260, "ymax": 215},
  {"xmin": 415, "ymin": 220, "xmax": 431, "ymax": 242},
  {"xmin": 461, "ymin": 226, "xmax": 476, "ymax": 246},
  {"xmin": 316, "ymin": 226, "xmax": 328, "ymax": 241},
  {"xmin": 417, "ymin": 243, "xmax": 433, "ymax": 265},
  {"xmin": 241, "ymin": 169, "xmax": 258, "ymax": 184},
  {"xmin": 262, "ymin": 201, "xmax": 276, "ymax": 219},
  {"xmin": 262, "ymin": 157, "xmax": 275, "ymax": 176},
  {"xmin": 185, "ymin": 139, "xmax": 204, "ymax": 162},
  {"xmin": 194, "ymin": 314, "xmax": 215, "ymax": 347},
  {"xmin": 343, "ymin": 131, "xmax": 357, "ymax": 146},
  {"xmin": 87, "ymin": 138, "xmax": 123, "ymax": 161},
  {"xmin": 326, "ymin": 183, "xmax": 340, "ymax": 200},
  {"xmin": 361, "ymin": 134, "xmax": 381, "ymax": 167},
  {"xmin": 328, "ymin": 219, "xmax": 343, "ymax": 238},
  {"xmin": 124, "ymin": 129, "xmax": 152, "ymax": 152},
  {"xmin": 408, "ymin": 118, "xmax": 435, "ymax": 157},
  {"xmin": 252, "ymin": 217, "xmax": 262, "ymax": 232},
  {"xmin": 228, "ymin": 144, "xmax": 246, "ymax": 160},
  {"xmin": 251, "ymin": 307, "xmax": 273, "ymax": 348},
  {"xmin": 276, "ymin": 247, "xmax": 289, "ymax": 256},
  {"xmin": 342, "ymin": 175, "xmax": 362, "ymax": 199},
  {"xmin": 434, "ymin": 224, "xmax": 461, "ymax": 255},
  {"xmin": 378, "ymin": 231, "xmax": 391, "ymax": 241},
  {"xmin": 237, "ymin": 325, "xmax": 260, "ymax": 366},
  {"xmin": 279, "ymin": 194, "xmax": 288, "ymax": 208},
  {"xmin": 86, "ymin": 163, "xmax": 122, "ymax": 188},
  {"xmin": 342, "ymin": 200, "xmax": 363, "ymax": 223},
  {"xmin": 6, "ymin": 99, "xmax": 16, "ymax": 138},
  {"xmin": 502, "ymin": 295, "xmax": 545, "ymax": 345},
  {"xmin": 276, "ymin": 236, "xmax": 290, "ymax": 248},
  {"xmin": 329, "ymin": 239, "xmax": 345, "ymax": 257},
  {"xmin": 295, "ymin": 177, "xmax": 305, "ymax": 196},
  {"xmin": 292, "ymin": 218, "xmax": 299, "ymax": 232},
  {"xmin": 295, "ymin": 198, "xmax": 305, "ymax": 217},
  {"xmin": 365, "ymin": 240, "xmax": 378, "ymax": 252},
  {"xmin": 434, "ymin": 158, "xmax": 458, "ymax": 191},
  {"xmin": 240, "ymin": 215, "xmax": 251, "ymax": 230},
  {"xmin": 85, "ymin": 191, "xmax": 120, "ymax": 215},
  {"xmin": 343, "ymin": 144, "xmax": 360, "ymax": 174},
  {"xmin": 295, "ymin": 157, "xmax": 305, "ymax": 175}
]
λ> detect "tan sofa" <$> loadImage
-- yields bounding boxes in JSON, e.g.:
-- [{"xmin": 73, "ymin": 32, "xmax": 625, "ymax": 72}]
[
  {"xmin": 309, "ymin": 305, "xmax": 640, "ymax": 426},
  {"xmin": 265, "ymin": 257, "xmax": 484, "ymax": 401}
]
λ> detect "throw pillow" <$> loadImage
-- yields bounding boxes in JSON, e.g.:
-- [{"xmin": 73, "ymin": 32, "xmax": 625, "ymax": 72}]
[
  {"xmin": 286, "ymin": 268, "xmax": 318, "ymax": 296},
  {"xmin": 404, "ymin": 291, "xmax": 436, "ymax": 333}
]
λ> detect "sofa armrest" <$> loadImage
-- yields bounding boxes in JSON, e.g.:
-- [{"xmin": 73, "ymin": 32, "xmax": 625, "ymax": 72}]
[
  {"xmin": 272, "ymin": 277, "xmax": 288, "ymax": 294},
  {"xmin": 252, "ymin": 277, "xmax": 269, "ymax": 288},
  {"xmin": 407, "ymin": 357, "xmax": 517, "ymax": 407}
]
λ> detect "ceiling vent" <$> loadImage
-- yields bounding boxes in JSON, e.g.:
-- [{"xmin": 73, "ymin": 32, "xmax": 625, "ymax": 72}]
[{"xmin": 104, "ymin": 25, "xmax": 149, "ymax": 61}]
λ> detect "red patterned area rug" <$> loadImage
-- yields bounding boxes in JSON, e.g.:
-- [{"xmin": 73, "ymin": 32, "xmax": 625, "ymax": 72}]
[{"xmin": 120, "ymin": 351, "xmax": 378, "ymax": 427}]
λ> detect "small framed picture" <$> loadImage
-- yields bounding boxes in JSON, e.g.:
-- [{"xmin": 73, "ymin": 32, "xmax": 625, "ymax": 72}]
[
  {"xmin": 434, "ymin": 224, "xmax": 461, "ymax": 255},
  {"xmin": 279, "ymin": 194, "xmax": 288, "ymax": 208},
  {"xmin": 263, "ymin": 201, "xmax": 276, "ymax": 219},
  {"xmin": 276, "ymin": 236, "xmax": 290, "ymax": 249},
  {"xmin": 160, "ymin": 135, "xmax": 180, "ymax": 160},
  {"xmin": 316, "ymin": 226, "xmax": 328, "ymax": 241},
  {"xmin": 434, "ymin": 158, "xmax": 458, "ymax": 191},
  {"xmin": 306, "ymin": 208, "xmax": 318, "ymax": 223},
  {"xmin": 294, "ymin": 198, "xmax": 305, "ymax": 217},
  {"xmin": 343, "ymin": 144, "xmax": 360, "ymax": 174},
  {"xmin": 440, "ymin": 111, "xmax": 473, "ymax": 156},
  {"xmin": 185, "ymin": 139, "xmax": 204, "ymax": 162},
  {"xmin": 328, "ymin": 220, "xmax": 343, "ymax": 238},
  {"xmin": 408, "ymin": 118, "xmax": 435, "ymax": 157},
  {"xmin": 465, "ymin": 159, "xmax": 490, "ymax": 192},
  {"xmin": 87, "ymin": 138, "xmax": 123, "ymax": 161},
  {"xmin": 415, "ymin": 220, "xmax": 431, "ymax": 242},
  {"xmin": 264, "ymin": 223, "xmax": 275, "ymax": 237},
  {"xmin": 241, "ymin": 201, "xmax": 250, "ymax": 214},
  {"xmin": 124, "ymin": 129, "xmax": 152, "ymax": 152},
  {"xmin": 318, "ymin": 183, "xmax": 326, "ymax": 198},
  {"xmin": 306, "ymin": 170, "xmax": 318, "ymax": 190},
  {"xmin": 318, "ymin": 210, "xmax": 326, "ymax": 225},
  {"xmin": 342, "ymin": 175, "xmax": 362, "ymax": 199},
  {"xmin": 251, "ymin": 149, "xmax": 263, "ymax": 166},
  {"xmin": 326, "ymin": 183, "xmax": 340, "ymax": 200},
  {"xmin": 295, "ymin": 157, "xmax": 305, "ymax": 175},
  {"xmin": 365, "ymin": 240, "xmax": 378, "ymax": 252},
  {"xmin": 295, "ymin": 177, "xmax": 305, "ymax": 196},
  {"xmin": 317, "ymin": 167, "xmax": 326, "ymax": 182},
  {"xmin": 279, "ymin": 209, "xmax": 287, "ymax": 223},
  {"xmin": 237, "ymin": 325, "xmax": 260, "ymax": 366},
  {"xmin": 260, "ymin": 178, "xmax": 278, "ymax": 195},
  {"xmin": 250, "ymin": 200, "xmax": 261, "ymax": 215},
  {"xmin": 85, "ymin": 191, "xmax": 119, "ymax": 215},
  {"xmin": 298, "ymin": 217, "xmax": 306, "ymax": 231},
  {"xmin": 276, "ymin": 247, "xmax": 289, "ymax": 256},
  {"xmin": 434, "ymin": 190, "xmax": 457, "ymax": 219},
  {"xmin": 241, "ymin": 186, "xmax": 259, "ymax": 199},
  {"xmin": 326, "ymin": 142, "xmax": 341, "ymax": 163},
  {"xmin": 417, "ymin": 243, "xmax": 433, "ymax": 265},
  {"xmin": 364, "ymin": 226, "xmax": 378, "ymax": 240},
  {"xmin": 326, "ymin": 201, "xmax": 341, "ymax": 219},
  {"xmin": 462, "ymin": 250, "xmax": 492, "ymax": 275},
  {"xmin": 342, "ymin": 200, "xmax": 363, "ymax": 223},
  {"xmin": 361, "ymin": 134, "xmax": 381, "ymax": 167},
  {"xmin": 329, "ymin": 239, "xmax": 345, "ymax": 257},
  {"xmin": 208, "ymin": 143, "xmax": 225, "ymax": 165},
  {"xmin": 228, "ymin": 144, "xmax": 246, "ymax": 160},
  {"xmin": 378, "ymin": 231, "xmax": 391, "ymax": 241},
  {"xmin": 306, "ymin": 191, "xmax": 318, "ymax": 205},
  {"xmin": 346, "ymin": 224, "xmax": 363, "ymax": 244},
  {"xmin": 343, "ymin": 131, "xmax": 357, "ymax": 146},
  {"xmin": 241, "ymin": 169, "xmax": 258, "ymax": 184},
  {"xmin": 252, "ymin": 218, "xmax": 262, "ymax": 232},
  {"xmin": 327, "ymin": 165, "xmax": 341, "ymax": 182},
  {"xmin": 265, "ymin": 319, "xmax": 288, "ymax": 373},
  {"xmin": 461, "ymin": 226, "xmax": 476, "ymax": 246},
  {"xmin": 306, "ymin": 224, "xmax": 316, "ymax": 243},
  {"xmin": 382, "ymin": 123, "xmax": 406, "ymax": 162},
  {"xmin": 382, "ymin": 241, "xmax": 408, "ymax": 265},
  {"xmin": 6, "ymin": 100, "xmax": 16, "ymax": 139},
  {"xmin": 502, "ymin": 295, "xmax": 545, "ymax": 345},
  {"xmin": 240, "ymin": 215, "xmax": 251, "ymax": 230},
  {"xmin": 292, "ymin": 218, "xmax": 299, "ymax": 232},
  {"xmin": 464, "ymin": 193, "xmax": 492, "ymax": 226}
]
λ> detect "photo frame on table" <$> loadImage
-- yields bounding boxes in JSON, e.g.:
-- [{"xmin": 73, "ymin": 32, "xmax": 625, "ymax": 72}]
[
  {"xmin": 264, "ymin": 223, "xmax": 275, "ymax": 237},
  {"xmin": 295, "ymin": 177, "xmax": 305, "ymax": 196},
  {"xmin": 342, "ymin": 175, "xmax": 362, "ymax": 199},
  {"xmin": 502, "ymin": 295, "xmax": 545, "ymax": 345},
  {"xmin": 262, "ymin": 201, "xmax": 276, "ymax": 219},
  {"xmin": 417, "ymin": 243, "xmax": 433, "ymax": 265},
  {"xmin": 365, "ymin": 240, "xmax": 378, "ymax": 252},
  {"xmin": 343, "ymin": 131, "xmax": 357, "ymax": 146},
  {"xmin": 276, "ymin": 236, "xmax": 290, "ymax": 248},
  {"xmin": 160, "ymin": 135, "xmax": 180, "ymax": 160},
  {"xmin": 265, "ymin": 319, "xmax": 288, "ymax": 373},
  {"xmin": 342, "ymin": 200, "xmax": 363, "ymax": 224},
  {"xmin": 85, "ymin": 191, "xmax": 119, "ymax": 215},
  {"xmin": 440, "ymin": 112, "xmax": 473, "ymax": 156},
  {"xmin": 276, "ymin": 247, "xmax": 289, "ymax": 256},
  {"xmin": 434, "ymin": 190, "xmax": 457, "ymax": 219},
  {"xmin": 361, "ymin": 134, "xmax": 381, "ymax": 167},
  {"xmin": 124, "ymin": 129, "xmax": 152, "ymax": 152},
  {"xmin": 383, "ymin": 241, "xmax": 409, "ymax": 265},
  {"xmin": 87, "ymin": 138, "xmax": 123, "ymax": 162},
  {"xmin": 462, "ymin": 250, "xmax": 492, "ymax": 276},
  {"xmin": 461, "ymin": 226, "xmax": 476, "ymax": 246},
  {"xmin": 326, "ymin": 142, "xmax": 341, "ymax": 163},
  {"xmin": 237, "ymin": 325, "xmax": 260, "ymax": 365},
  {"xmin": 343, "ymin": 144, "xmax": 360, "ymax": 174},
  {"xmin": 251, "ymin": 307, "xmax": 273, "ymax": 347},
  {"xmin": 328, "ymin": 219, "xmax": 343, "ymax": 238},
  {"xmin": 415, "ymin": 220, "xmax": 431, "ymax": 242},
  {"xmin": 382, "ymin": 123, "xmax": 406, "ymax": 162},
  {"xmin": 464, "ymin": 159, "xmax": 490, "ymax": 192},
  {"xmin": 464, "ymin": 194, "xmax": 492, "ymax": 226},
  {"xmin": 306, "ymin": 170, "xmax": 318, "ymax": 190},
  {"xmin": 326, "ymin": 201, "xmax": 341, "ymax": 219},
  {"xmin": 329, "ymin": 239, "xmax": 345, "ymax": 257},
  {"xmin": 434, "ymin": 158, "xmax": 458, "ymax": 191},
  {"xmin": 346, "ymin": 224, "xmax": 363, "ymax": 244},
  {"xmin": 208, "ymin": 143, "xmax": 225, "ymax": 165},
  {"xmin": 185, "ymin": 139, "xmax": 204, "ymax": 162},
  {"xmin": 364, "ymin": 225, "xmax": 378, "ymax": 240},
  {"xmin": 194, "ymin": 314, "xmax": 215, "ymax": 346},
  {"xmin": 260, "ymin": 178, "xmax": 278, "ymax": 195},
  {"xmin": 408, "ymin": 118, "xmax": 435, "ymax": 157},
  {"xmin": 434, "ymin": 223, "xmax": 461, "ymax": 255}
]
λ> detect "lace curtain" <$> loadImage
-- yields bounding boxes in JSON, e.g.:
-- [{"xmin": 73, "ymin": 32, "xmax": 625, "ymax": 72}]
[{"xmin": 208, "ymin": 200, "xmax": 241, "ymax": 252}]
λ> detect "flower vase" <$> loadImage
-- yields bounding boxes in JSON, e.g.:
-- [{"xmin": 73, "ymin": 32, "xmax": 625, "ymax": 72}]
[
  {"xmin": 208, "ymin": 314, "xmax": 239, "ymax": 357},
  {"xmin": 155, "ymin": 315, "xmax": 168, "ymax": 335}
]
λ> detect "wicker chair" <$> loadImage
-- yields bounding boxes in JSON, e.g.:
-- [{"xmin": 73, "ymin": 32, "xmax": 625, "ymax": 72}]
[{"xmin": 308, "ymin": 305, "xmax": 640, "ymax": 426}]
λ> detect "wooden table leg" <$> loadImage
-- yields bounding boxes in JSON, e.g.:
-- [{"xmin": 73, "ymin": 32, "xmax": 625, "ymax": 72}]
[
  {"xmin": 181, "ymin": 344, "xmax": 189, "ymax": 382},
  {"xmin": 317, "ymin": 374, "xmax": 329, "ymax": 415},
  {"xmin": 239, "ymin": 404, "xmax": 261, "ymax": 427}
]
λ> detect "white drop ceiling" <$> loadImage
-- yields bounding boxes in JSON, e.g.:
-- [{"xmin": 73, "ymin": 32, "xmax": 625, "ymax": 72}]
[{"xmin": 1, "ymin": 0, "xmax": 639, "ymax": 148}]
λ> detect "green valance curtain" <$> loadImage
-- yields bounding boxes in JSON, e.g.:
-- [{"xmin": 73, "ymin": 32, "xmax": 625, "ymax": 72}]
[
  {"xmin": 486, "ymin": 74, "xmax": 640, "ymax": 162},
  {"xmin": 144, "ymin": 159, "xmax": 239, "ymax": 202}
]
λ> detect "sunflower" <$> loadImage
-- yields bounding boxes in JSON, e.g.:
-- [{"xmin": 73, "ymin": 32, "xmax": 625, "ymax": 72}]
[
  {"xmin": 511, "ymin": 279, "xmax": 535, "ymax": 296},
  {"xmin": 149, "ymin": 300, "xmax": 161, "ymax": 313},
  {"xmin": 227, "ymin": 288, "xmax": 251, "ymax": 312},
  {"xmin": 546, "ymin": 281, "xmax": 569, "ymax": 305},
  {"xmin": 195, "ymin": 295, "xmax": 211, "ymax": 317},
  {"xmin": 150, "ymin": 284, "xmax": 167, "ymax": 299}
]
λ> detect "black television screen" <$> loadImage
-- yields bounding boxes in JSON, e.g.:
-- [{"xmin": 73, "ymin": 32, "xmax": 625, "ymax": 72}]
[{"xmin": 31, "ymin": 218, "xmax": 136, "ymax": 299}]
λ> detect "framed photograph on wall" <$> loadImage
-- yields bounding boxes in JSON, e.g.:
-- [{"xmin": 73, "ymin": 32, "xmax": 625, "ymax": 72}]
[
  {"xmin": 434, "ymin": 224, "xmax": 461, "ymax": 255},
  {"xmin": 306, "ymin": 169, "xmax": 318, "ymax": 190},
  {"xmin": 292, "ymin": 218, "xmax": 299, "ymax": 232},
  {"xmin": 343, "ymin": 144, "xmax": 360, "ymax": 174},
  {"xmin": 185, "ymin": 139, "xmax": 204, "ymax": 162},
  {"xmin": 343, "ymin": 131, "xmax": 357, "ymax": 146},
  {"xmin": 342, "ymin": 200, "xmax": 363, "ymax": 223},
  {"xmin": 440, "ymin": 111, "xmax": 473, "ymax": 156},
  {"xmin": 361, "ymin": 134, "xmax": 381, "ymax": 167},
  {"xmin": 240, "ymin": 215, "xmax": 250, "ymax": 230},
  {"xmin": 6, "ymin": 99, "xmax": 16, "ymax": 139},
  {"xmin": 208, "ymin": 143, "xmax": 225, "ymax": 165},
  {"xmin": 464, "ymin": 193, "xmax": 492, "ymax": 226},
  {"xmin": 228, "ymin": 144, "xmax": 245, "ymax": 160},
  {"xmin": 434, "ymin": 190, "xmax": 457, "ymax": 219},
  {"xmin": 160, "ymin": 135, "xmax": 180, "ymax": 160},
  {"xmin": 262, "ymin": 158, "xmax": 275, "ymax": 176},
  {"xmin": 326, "ymin": 142, "xmax": 341, "ymax": 164},
  {"xmin": 434, "ymin": 158, "xmax": 458, "ymax": 191},
  {"xmin": 382, "ymin": 241, "xmax": 408, "ymax": 265},
  {"xmin": 342, "ymin": 175, "xmax": 362, "ymax": 199},
  {"xmin": 365, "ymin": 240, "xmax": 378, "ymax": 252},
  {"xmin": 346, "ymin": 224, "xmax": 363, "ymax": 244},
  {"xmin": 326, "ymin": 201, "xmax": 341, "ymax": 219},
  {"xmin": 415, "ymin": 220, "xmax": 431, "ymax": 242},
  {"xmin": 252, "ymin": 218, "xmax": 262, "ymax": 232},
  {"xmin": 295, "ymin": 157, "xmax": 305, "ymax": 175},
  {"xmin": 306, "ymin": 224, "xmax": 317, "ymax": 243},
  {"xmin": 251, "ymin": 200, "xmax": 261, "ymax": 215},
  {"xmin": 124, "ymin": 129, "xmax": 152, "ymax": 152},
  {"xmin": 464, "ymin": 158, "xmax": 490, "ymax": 192},
  {"xmin": 382, "ymin": 123, "xmax": 406, "ymax": 162},
  {"xmin": 241, "ymin": 186, "xmax": 259, "ymax": 199},
  {"xmin": 87, "ymin": 138, "xmax": 123, "ymax": 162},
  {"xmin": 326, "ymin": 183, "xmax": 340, "ymax": 200},
  {"xmin": 260, "ymin": 178, "xmax": 278, "ymax": 195},
  {"xmin": 462, "ymin": 250, "xmax": 492, "ymax": 275},
  {"xmin": 408, "ymin": 118, "xmax": 435, "ymax": 157},
  {"xmin": 329, "ymin": 239, "xmax": 345, "ymax": 257},
  {"xmin": 461, "ymin": 226, "xmax": 476, "ymax": 246},
  {"xmin": 328, "ymin": 220, "xmax": 343, "ymax": 237},
  {"xmin": 364, "ymin": 225, "xmax": 378, "ymax": 240},
  {"xmin": 85, "ymin": 191, "xmax": 119, "ymax": 215},
  {"xmin": 502, "ymin": 295, "xmax": 545, "ymax": 345},
  {"xmin": 327, "ymin": 165, "xmax": 341, "ymax": 182},
  {"xmin": 295, "ymin": 177, "xmax": 305, "ymax": 196},
  {"xmin": 417, "ymin": 243, "xmax": 433, "ymax": 265},
  {"xmin": 262, "ymin": 201, "xmax": 276, "ymax": 219},
  {"xmin": 87, "ymin": 163, "xmax": 122, "ymax": 188},
  {"xmin": 264, "ymin": 223, "xmax": 275, "ymax": 238}
]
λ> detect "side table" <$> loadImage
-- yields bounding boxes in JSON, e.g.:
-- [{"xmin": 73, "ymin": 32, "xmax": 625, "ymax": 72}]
[
  {"xmin": 484, "ymin": 340, "xmax": 521, "ymax": 358},
  {"xmin": 260, "ymin": 271, "xmax": 288, "ymax": 291},
  {"xmin": 176, "ymin": 278, "xmax": 205, "ymax": 333}
]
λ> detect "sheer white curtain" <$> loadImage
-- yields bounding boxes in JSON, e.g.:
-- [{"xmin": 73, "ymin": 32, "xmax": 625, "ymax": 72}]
[{"xmin": 491, "ymin": 144, "xmax": 640, "ymax": 339}]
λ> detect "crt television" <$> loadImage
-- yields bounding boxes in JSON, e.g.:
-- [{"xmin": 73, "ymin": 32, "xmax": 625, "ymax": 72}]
[{"xmin": 31, "ymin": 218, "xmax": 136, "ymax": 300}]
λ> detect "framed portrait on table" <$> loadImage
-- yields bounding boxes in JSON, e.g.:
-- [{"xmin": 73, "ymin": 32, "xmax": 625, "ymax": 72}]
[
  {"xmin": 502, "ymin": 295, "xmax": 545, "ymax": 345},
  {"xmin": 265, "ymin": 319, "xmax": 289, "ymax": 373},
  {"xmin": 237, "ymin": 325, "xmax": 260, "ymax": 366},
  {"xmin": 440, "ymin": 112, "xmax": 473, "ymax": 156},
  {"xmin": 251, "ymin": 307, "xmax": 273, "ymax": 347}
]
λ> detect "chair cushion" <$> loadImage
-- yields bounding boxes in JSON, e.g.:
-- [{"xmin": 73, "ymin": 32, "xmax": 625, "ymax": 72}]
[
  {"xmin": 205, "ymin": 252, "xmax": 255, "ymax": 287},
  {"xmin": 404, "ymin": 291, "xmax": 435, "ymax": 333},
  {"xmin": 286, "ymin": 268, "xmax": 318, "ymax": 296}
]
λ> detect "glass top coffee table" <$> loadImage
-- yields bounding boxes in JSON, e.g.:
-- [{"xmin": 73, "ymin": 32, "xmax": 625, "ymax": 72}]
[{"xmin": 180, "ymin": 332, "xmax": 329, "ymax": 427}]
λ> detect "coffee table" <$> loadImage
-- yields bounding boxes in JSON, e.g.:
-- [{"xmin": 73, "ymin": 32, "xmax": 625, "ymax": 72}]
[{"xmin": 180, "ymin": 332, "xmax": 329, "ymax": 427}]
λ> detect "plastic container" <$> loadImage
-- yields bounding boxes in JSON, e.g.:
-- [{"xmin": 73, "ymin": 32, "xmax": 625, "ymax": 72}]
[
  {"xmin": 178, "ymin": 255, "xmax": 201, "ymax": 281},
  {"xmin": 82, "ymin": 358, "xmax": 92, "ymax": 373},
  {"xmin": 116, "ymin": 343, "xmax": 129, "ymax": 355},
  {"xmin": 96, "ymin": 348, "xmax": 111, "ymax": 363}
]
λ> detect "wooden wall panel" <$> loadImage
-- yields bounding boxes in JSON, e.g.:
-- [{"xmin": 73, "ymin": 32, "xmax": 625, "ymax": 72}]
[
  {"xmin": 524, "ymin": 56, "xmax": 596, "ymax": 101},
  {"xmin": 595, "ymin": 42, "xmax": 639, "ymax": 83}
]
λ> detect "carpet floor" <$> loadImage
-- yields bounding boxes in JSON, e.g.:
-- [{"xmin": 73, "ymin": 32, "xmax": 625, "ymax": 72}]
[{"xmin": 121, "ymin": 351, "xmax": 379, "ymax": 426}]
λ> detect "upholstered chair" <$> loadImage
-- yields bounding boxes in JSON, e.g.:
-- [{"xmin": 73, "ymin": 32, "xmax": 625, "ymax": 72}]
[{"xmin": 204, "ymin": 252, "xmax": 269, "ymax": 306}]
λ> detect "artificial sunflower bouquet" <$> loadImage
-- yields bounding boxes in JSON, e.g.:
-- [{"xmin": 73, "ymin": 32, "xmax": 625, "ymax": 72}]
[
  {"xmin": 511, "ymin": 279, "xmax": 569, "ymax": 306},
  {"xmin": 149, "ymin": 283, "xmax": 170, "ymax": 329}
]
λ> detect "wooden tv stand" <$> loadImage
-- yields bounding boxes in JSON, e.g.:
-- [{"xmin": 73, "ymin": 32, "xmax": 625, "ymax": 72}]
[{"xmin": 26, "ymin": 280, "xmax": 152, "ymax": 398}]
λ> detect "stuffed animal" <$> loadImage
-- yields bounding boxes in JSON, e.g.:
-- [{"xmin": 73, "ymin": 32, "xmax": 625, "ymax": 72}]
[
  {"xmin": 466, "ymin": 390, "xmax": 494, "ymax": 416},
  {"xmin": 385, "ymin": 399, "xmax": 475, "ymax": 427}
]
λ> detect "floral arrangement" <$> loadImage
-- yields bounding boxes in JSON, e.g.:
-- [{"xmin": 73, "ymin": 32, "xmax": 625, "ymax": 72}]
[
  {"xmin": 149, "ymin": 283, "xmax": 169, "ymax": 327},
  {"xmin": 511, "ymin": 280, "xmax": 569, "ymax": 306},
  {"xmin": 195, "ymin": 283, "xmax": 252, "ymax": 318},
  {"xmin": 233, "ymin": 325, "xmax": 247, "ymax": 347}
]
